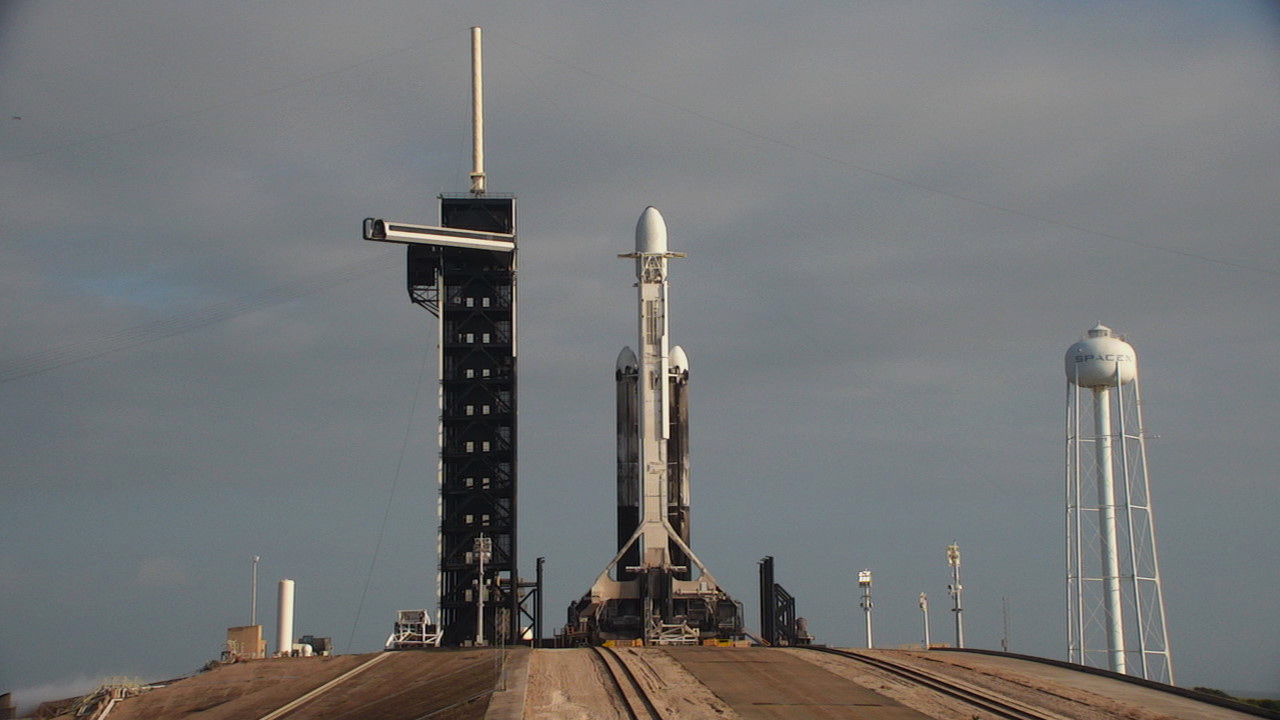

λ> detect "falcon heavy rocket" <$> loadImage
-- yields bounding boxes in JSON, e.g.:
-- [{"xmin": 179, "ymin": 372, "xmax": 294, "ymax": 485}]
[{"xmin": 566, "ymin": 207, "xmax": 743, "ymax": 645}]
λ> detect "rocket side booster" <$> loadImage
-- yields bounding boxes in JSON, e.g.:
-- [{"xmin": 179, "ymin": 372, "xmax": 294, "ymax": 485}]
[
  {"xmin": 666, "ymin": 345, "xmax": 691, "ymax": 578},
  {"xmin": 617, "ymin": 344, "xmax": 691, "ymax": 583},
  {"xmin": 616, "ymin": 346, "xmax": 640, "ymax": 579},
  {"xmin": 569, "ymin": 207, "xmax": 741, "ymax": 645}
]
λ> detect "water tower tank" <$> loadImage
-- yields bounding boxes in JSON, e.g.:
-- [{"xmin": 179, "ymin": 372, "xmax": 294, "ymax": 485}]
[{"xmin": 1065, "ymin": 324, "xmax": 1137, "ymax": 388}]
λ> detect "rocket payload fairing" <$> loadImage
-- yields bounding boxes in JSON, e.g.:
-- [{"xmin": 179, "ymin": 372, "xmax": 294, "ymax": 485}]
[{"xmin": 568, "ymin": 207, "xmax": 742, "ymax": 645}]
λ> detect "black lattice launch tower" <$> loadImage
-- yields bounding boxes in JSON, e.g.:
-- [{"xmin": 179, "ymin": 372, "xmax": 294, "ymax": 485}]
[{"xmin": 363, "ymin": 28, "xmax": 535, "ymax": 646}]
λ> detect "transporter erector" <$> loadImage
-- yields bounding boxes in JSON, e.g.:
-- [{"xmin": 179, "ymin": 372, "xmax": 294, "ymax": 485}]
[{"xmin": 566, "ymin": 207, "xmax": 743, "ymax": 645}]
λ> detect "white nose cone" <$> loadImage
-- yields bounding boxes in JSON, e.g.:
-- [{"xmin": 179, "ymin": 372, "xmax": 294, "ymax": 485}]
[
  {"xmin": 635, "ymin": 206, "xmax": 668, "ymax": 254},
  {"xmin": 669, "ymin": 345, "xmax": 689, "ymax": 375}
]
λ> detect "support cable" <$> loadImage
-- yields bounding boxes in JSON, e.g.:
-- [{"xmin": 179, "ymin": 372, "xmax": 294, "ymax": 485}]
[{"xmin": 345, "ymin": 331, "xmax": 435, "ymax": 653}]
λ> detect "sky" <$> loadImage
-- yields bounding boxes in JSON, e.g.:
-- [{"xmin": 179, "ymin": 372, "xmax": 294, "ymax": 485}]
[{"xmin": 3, "ymin": 0, "xmax": 1279, "ymax": 707}]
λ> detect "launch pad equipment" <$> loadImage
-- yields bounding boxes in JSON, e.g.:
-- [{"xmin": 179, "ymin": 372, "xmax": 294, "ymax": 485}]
[
  {"xmin": 567, "ymin": 208, "xmax": 743, "ymax": 646},
  {"xmin": 386, "ymin": 610, "xmax": 444, "ymax": 649},
  {"xmin": 758, "ymin": 556, "xmax": 810, "ymax": 647}
]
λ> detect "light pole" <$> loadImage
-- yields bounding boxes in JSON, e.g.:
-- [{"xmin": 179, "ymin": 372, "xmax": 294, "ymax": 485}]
[
  {"xmin": 858, "ymin": 569, "xmax": 873, "ymax": 649},
  {"xmin": 947, "ymin": 543, "xmax": 964, "ymax": 648},
  {"xmin": 250, "ymin": 555, "xmax": 260, "ymax": 626},
  {"xmin": 1002, "ymin": 596, "xmax": 1009, "ymax": 653},
  {"xmin": 919, "ymin": 592, "xmax": 931, "ymax": 648},
  {"xmin": 474, "ymin": 535, "xmax": 493, "ymax": 646}
]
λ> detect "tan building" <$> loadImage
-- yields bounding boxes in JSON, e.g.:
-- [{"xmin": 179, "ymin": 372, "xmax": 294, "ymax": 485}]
[{"xmin": 224, "ymin": 625, "xmax": 266, "ymax": 661}]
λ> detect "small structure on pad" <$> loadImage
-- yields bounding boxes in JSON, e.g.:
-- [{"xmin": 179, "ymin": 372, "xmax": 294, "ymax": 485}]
[
  {"xmin": 759, "ymin": 556, "xmax": 812, "ymax": 647},
  {"xmin": 386, "ymin": 609, "xmax": 444, "ymax": 649}
]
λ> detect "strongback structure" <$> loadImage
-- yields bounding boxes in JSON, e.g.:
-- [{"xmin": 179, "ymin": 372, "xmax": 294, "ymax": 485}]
[
  {"xmin": 364, "ymin": 28, "xmax": 530, "ymax": 646},
  {"xmin": 1065, "ymin": 324, "xmax": 1173, "ymax": 683},
  {"xmin": 567, "ymin": 207, "xmax": 742, "ymax": 646}
]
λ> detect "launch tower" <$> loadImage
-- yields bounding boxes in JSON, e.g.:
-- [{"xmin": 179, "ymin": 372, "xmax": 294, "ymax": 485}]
[
  {"xmin": 363, "ymin": 28, "xmax": 526, "ymax": 646},
  {"xmin": 1065, "ymin": 324, "xmax": 1173, "ymax": 683},
  {"xmin": 567, "ymin": 208, "xmax": 743, "ymax": 646}
]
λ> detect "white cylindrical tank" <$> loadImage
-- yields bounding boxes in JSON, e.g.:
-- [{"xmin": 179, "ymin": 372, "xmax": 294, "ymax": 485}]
[
  {"xmin": 1065, "ymin": 324, "xmax": 1137, "ymax": 387},
  {"xmin": 277, "ymin": 579, "xmax": 295, "ymax": 657}
]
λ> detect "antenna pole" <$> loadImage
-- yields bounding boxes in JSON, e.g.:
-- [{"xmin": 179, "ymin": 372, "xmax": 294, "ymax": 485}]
[
  {"xmin": 858, "ymin": 569, "xmax": 874, "ymax": 648},
  {"xmin": 250, "ymin": 555, "xmax": 259, "ymax": 626},
  {"xmin": 947, "ymin": 543, "xmax": 964, "ymax": 648},
  {"xmin": 919, "ymin": 593, "xmax": 930, "ymax": 648},
  {"xmin": 470, "ymin": 27, "xmax": 486, "ymax": 195}
]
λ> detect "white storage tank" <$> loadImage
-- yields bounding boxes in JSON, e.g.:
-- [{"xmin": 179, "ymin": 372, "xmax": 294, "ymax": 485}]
[
  {"xmin": 277, "ymin": 579, "xmax": 295, "ymax": 657},
  {"xmin": 1064, "ymin": 324, "xmax": 1136, "ymax": 388}
]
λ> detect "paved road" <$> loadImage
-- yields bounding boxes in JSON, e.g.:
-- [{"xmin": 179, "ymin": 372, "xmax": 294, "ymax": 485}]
[{"xmin": 666, "ymin": 647, "xmax": 931, "ymax": 720}]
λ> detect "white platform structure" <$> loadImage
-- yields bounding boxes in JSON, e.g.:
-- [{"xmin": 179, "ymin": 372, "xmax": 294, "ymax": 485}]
[
  {"xmin": 385, "ymin": 609, "xmax": 444, "ymax": 649},
  {"xmin": 1064, "ymin": 324, "xmax": 1173, "ymax": 684}
]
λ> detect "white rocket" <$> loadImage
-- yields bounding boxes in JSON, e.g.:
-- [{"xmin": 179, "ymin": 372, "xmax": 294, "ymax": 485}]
[
  {"xmin": 616, "ymin": 206, "xmax": 694, "ymax": 574},
  {"xmin": 572, "ymin": 209, "xmax": 739, "ymax": 645}
]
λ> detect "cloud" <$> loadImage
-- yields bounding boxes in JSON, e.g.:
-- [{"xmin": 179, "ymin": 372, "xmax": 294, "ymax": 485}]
[{"xmin": 0, "ymin": 554, "xmax": 19, "ymax": 596}]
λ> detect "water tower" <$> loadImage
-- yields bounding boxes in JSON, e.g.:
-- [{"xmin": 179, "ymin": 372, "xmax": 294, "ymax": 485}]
[{"xmin": 1064, "ymin": 324, "xmax": 1173, "ymax": 683}]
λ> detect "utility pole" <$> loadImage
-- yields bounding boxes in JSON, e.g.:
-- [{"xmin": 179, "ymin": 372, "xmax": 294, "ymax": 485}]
[
  {"xmin": 947, "ymin": 543, "xmax": 964, "ymax": 648},
  {"xmin": 250, "ymin": 555, "xmax": 260, "ymax": 626},
  {"xmin": 1002, "ymin": 596, "xmax": 1010, "ymax": 652},
  {"xmin": 855, "ymin": 568, "xmax": 875, "ymax": 648},
  {"xmin": 534, "ymin": 557, "xmax": 545, "ymax": 648},
  {"xmin": 858, "ymin": 570, "xmax": 874, "ymax": 648},
  {"xmin": 919, "ymin": 592, "xmax": 931, "ymax": 648},
  {"xmin": 474, "ymin": 535, "xmax": 493, "ymax": 646}
]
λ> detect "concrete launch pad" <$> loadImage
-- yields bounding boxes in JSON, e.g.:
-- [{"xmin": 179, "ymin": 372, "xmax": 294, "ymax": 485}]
[
  {"xmin": 665, "ymin": 647, "xmax": 929, "ymax": 719},
  {"xmin": 41, "ymin": 647, "xmax": 1267, "ymax": 719}
]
